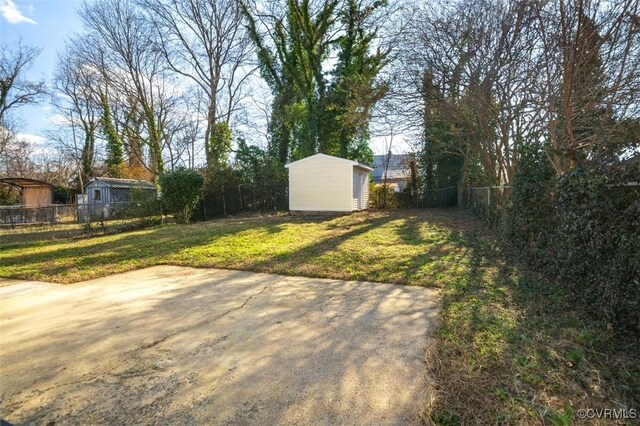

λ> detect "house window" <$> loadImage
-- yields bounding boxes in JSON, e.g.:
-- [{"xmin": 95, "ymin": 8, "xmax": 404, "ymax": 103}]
[{"xmin": 94, "ymin": 189, "xmax": 102, "ymax": 202}]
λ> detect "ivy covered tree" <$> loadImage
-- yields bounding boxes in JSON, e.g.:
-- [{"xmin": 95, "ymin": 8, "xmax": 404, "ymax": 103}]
[
  {"xmin": 322, "ymin": 0, "xmax": 388, "ymax": 164},
  {"xmin": 207, "ymin": 122, "xmax": 233, "ymax": 168},
  {"xmin": 99, "ymin": 92, "xmax": 125, "ymax": 178},
  {"xmin": 241, "ymin": 0, "xmax": 337, "ymax": 164},
  {"xmin": 240, "ymin": 0, "xmax": 388, "ymax": 165}
]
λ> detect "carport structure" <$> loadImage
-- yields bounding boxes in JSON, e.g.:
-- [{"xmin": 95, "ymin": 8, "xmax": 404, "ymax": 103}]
[{"xmin": 0, "ymin": 177, "xmax": 53, "ymax": 207}]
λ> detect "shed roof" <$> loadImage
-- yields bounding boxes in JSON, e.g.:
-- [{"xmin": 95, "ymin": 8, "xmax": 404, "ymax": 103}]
[
  {"xmin": 87, "ymin": 177, "xmax": 156, "ymax": 190},
  {"xmin": 285, "ymin": 153, "xmax": 373, "ymax": 171},
  {"xmin": 0, "ymin": 177, "xmax": 53, "ymax": 188}
]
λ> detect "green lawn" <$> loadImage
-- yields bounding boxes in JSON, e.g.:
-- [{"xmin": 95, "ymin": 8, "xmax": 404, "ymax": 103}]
[
  {"xmin": 0, "ymin": 209, "xmax": 637, "ymax": 424},
  {"xmin": 0, "ymin": 210, "xmax": 469, "ymax": 285}
]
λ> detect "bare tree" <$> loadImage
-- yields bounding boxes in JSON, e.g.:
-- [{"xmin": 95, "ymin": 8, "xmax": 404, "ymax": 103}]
[
  {"xmin": 0, "ymin": 131, "xmax": 37, "ymax": 177},
  {"xmin": 79, "ymin": 0, "xmax": 174, "ymax": 177},
  {"xmin": 534, "ymin": 0, "xmax": 640, "ymax": 173},
  {"xmin": 397, "ymin": 0, "xmax": 546, "ymax": 186},
  {"xmin": 0, "ymin": 41, "xmax": 47, "ymax": 174},
  {"xmin": 142, "ymin": 0, "xmax": 254, "ymax": 167},
  {"xmin": 51, "ymin": 42, "xmax": 103, "ymax": 185},
  {"xmin": 0, "ymin": 41, "xmax": 46, "ymax": 125}
]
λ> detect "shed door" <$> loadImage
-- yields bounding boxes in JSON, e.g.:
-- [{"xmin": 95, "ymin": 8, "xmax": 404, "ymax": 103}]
[{"xmin": 357, "ymin": 173, "xmax": 365, "ymax": 210}]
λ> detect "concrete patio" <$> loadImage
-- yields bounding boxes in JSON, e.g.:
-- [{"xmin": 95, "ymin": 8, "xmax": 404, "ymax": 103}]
[{"xmin": 0, "ymin": 266, "xmax": 438, "ymax": 425}]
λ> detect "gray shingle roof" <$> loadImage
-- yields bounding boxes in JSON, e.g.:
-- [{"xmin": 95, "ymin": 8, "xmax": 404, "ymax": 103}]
[{"xmin": 371, "ymin": 154, "xmax": 412, "ymax": 181}]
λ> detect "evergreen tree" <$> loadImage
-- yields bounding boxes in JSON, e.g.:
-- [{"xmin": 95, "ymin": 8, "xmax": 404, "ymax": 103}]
[{"xmin": 420, "ymin": 70, "xmax": 465, "ymax": 189}]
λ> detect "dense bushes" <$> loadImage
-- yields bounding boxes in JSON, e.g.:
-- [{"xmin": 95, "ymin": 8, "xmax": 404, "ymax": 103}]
[
  {"xmin": 505, "ymin": 147, "xmax": 640, "ymax": 333},
  {"xmin": 369, "ymin": 184, "xmax": 399, "ymax": 208},
  {"xmin": 53, "ymin": 186, "xmax": 77, "ymax": 204},
  {"xmin": 160, "ymin": 168, "xmax": 204, "ymax": 223},
  {"xmin": 419, "ymin": 186, "xmax": 458, "ymax": 208},
  {"xmin": 504, "ymin": 144, "xmax": 555, "ymax": 261},
  {"xmin": 0, "ymin": 185, "xmax": 19, "ymax": 205},
  {"xmin": 196, "ymin": 168, "xmax": 287, "ymax": 219}
]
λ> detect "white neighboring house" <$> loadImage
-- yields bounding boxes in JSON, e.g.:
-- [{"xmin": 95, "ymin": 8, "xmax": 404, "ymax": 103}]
[{"xmin": 285, "ymin": 153, "xmax": 373, "ymax": 214}]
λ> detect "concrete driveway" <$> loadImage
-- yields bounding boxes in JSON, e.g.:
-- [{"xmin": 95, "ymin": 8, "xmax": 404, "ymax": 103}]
[{"xmin": 0, "ymin": 266, "xmax": 438, "ymax": 425}]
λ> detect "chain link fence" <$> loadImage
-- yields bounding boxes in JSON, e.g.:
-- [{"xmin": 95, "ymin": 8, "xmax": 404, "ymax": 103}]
[
  {"xmin": 459, "ymin": 186, "xmax": 513, "ymax": 226},
  {"xmin": 418, "ymin": 186, "xmax": 458, "ymax": 208},
  {"xmin": 197, "ymin": 184, "xmax": 289, "ymax": 220},
  {"xmin": 0, "ymin": 204, "xmax": 79, "ymax": 227}
]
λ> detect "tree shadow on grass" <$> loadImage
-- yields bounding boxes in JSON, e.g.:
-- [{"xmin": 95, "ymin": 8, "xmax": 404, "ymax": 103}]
[
  {"xmin": 0, "ymin": 219, "xmax": 296, "ymax": 282},
  {"xmin": 420, "ymin": 211, "xmax": 640, "ymax": 425},
  {"xmin": 4, "ymin": 208, "xmax": 636, "ymax": 424}
]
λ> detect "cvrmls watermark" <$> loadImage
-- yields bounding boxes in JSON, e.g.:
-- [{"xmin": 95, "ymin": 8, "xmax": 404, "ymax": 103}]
[{"xmin": 576, "ymin": 408, "xmax": 637, "ymax": 420}]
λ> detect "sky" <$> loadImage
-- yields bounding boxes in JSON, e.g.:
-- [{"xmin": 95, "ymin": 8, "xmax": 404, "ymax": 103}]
[
  {"xmin": 1, "ymin": 0, "xmax": 84, "ymax": 152},
  {"xmin": 1, "ymin": 0, "xmax": 410, "ymax": 160}
]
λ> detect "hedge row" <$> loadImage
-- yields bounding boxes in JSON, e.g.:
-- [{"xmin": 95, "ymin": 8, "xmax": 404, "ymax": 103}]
[{"xmin": 504, "ymin": 146, "xmax": 639, "ymax": 333}]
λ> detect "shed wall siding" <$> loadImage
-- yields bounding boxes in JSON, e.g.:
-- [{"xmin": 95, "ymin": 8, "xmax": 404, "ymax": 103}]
[
  {"xmin": 289, "ymin": 156, "xmax": 352, "ymax": 211},
  {"xmin": 86, "ymin": 182, "xmax": 111, "ymax": 204},
  {"xmin": 352, "ymin": 169, "xmax": 370, "ymax": 210},
  {"xmin": 21, "ymin": 187, "xmax": 52, "ymax": 207}
]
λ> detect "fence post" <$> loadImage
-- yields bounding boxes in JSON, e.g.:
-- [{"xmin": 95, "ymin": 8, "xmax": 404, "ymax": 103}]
[
  {"xmin": 487, "ymin": 187, "xmax": 491, "ymax": 219},
  {"xmin": 222, "ymin": 193, "xmax": 227, "ymax": 217}
]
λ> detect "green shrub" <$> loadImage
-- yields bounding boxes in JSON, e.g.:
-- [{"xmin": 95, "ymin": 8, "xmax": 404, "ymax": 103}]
[
  {"xmin": 160, "ymin": 168, "xmax": 204, "ymax": 223},
  {"xmin": 53, "ymin": 185, "xmax": 77, "ymax": 204},
  {"xmin": 369, "ymin": 184, "xmax": 399, "ymax": 208},
  {"xmin": 0, "ymin": 185, "xmax": 19, "ymax": 205},
  {"xmin": 552, "ymin": 168, "xmax": 639, "ymax": 332}
]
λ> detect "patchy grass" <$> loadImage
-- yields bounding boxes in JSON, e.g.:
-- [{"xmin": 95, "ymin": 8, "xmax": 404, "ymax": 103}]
[
  {"xmin": 0, "ymin": 217, "xmax": 161, "ymax": 244},
  {"xmin": 0, "ymin": 208, "xmax": 637, "ymax": 424}
]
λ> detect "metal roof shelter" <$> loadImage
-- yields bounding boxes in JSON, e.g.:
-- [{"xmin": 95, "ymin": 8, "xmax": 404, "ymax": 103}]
[{"xmin": 0, "ymin": 178, "xmax": 53, "ymax": 207}]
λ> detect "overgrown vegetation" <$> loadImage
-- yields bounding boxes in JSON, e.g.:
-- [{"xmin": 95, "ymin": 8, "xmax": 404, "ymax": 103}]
[
  {"xmin": 196, "ymin": 141, "xmax": 288, "ymax": 218},
  {"xmin": 1, "ymin": 210, "xmax": 637, "ymax": 424},
  {"xmin": 369, "ymin": 183, "xmax": 398, "ymax": 209},
  {"xmin": 505, "ymin": 145, "xmax": 640, "ymax": 334}
]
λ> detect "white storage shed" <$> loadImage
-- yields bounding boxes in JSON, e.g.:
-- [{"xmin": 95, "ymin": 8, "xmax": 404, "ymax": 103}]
[{"xmin": 285, "ymin": 153, "xmax": 373, "ymax": 214}]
